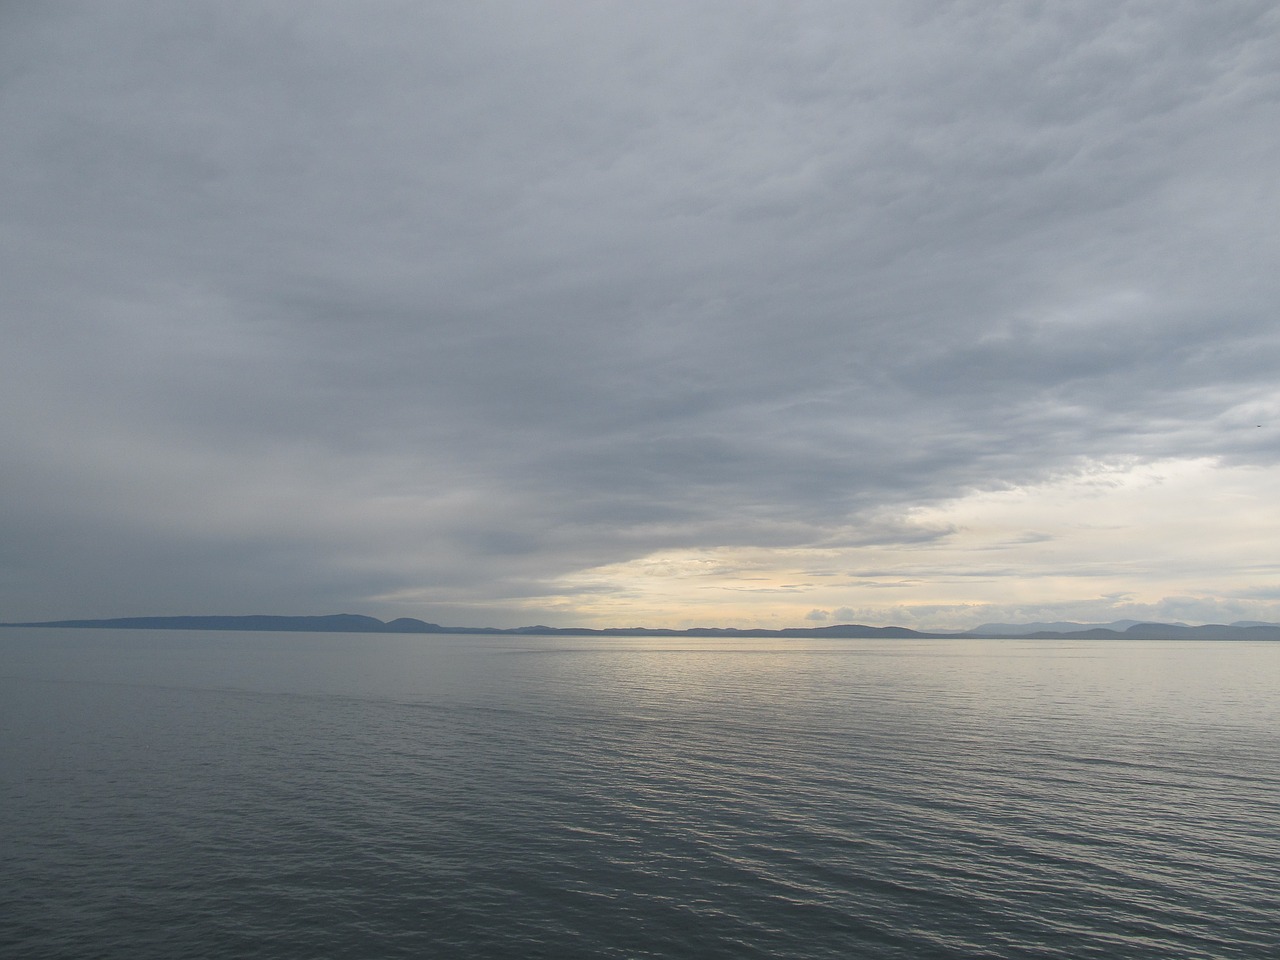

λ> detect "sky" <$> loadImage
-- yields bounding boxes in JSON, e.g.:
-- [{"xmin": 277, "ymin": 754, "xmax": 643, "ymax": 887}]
[{"xmin": 3, "ymin": 1, "xmax": 1279, "ymax": 630}]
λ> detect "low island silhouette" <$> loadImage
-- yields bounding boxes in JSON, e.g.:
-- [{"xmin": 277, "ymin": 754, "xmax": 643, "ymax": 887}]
[{"xmin": 4, "ymin": 614, "xmax": 1280, "ymax": 641}]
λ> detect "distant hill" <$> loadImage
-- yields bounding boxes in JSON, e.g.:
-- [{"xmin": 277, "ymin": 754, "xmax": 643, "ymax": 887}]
[
  {"xmin": 0, "ymin": 614, "xmax": 444, "ymax": 633},
  {"xmin": 971, "ymin": 620, "xmax": 1149, "ymax": 635},
  {"xmin": 965, "ymin": 620, "xmax": 1280, "ymax": 641},
  {"xmin": 1120, "ymin": 622, "xmax": 1280, "ymax": 641},
  {"xmin": 4, "ymin": 615, "xmax": 1279, "ymax": 640}
]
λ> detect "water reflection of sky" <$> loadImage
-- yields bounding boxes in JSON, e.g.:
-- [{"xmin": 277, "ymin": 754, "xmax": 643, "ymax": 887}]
[{"xmin": 4, "ymin": 629, "xmax": 1275, "ymax": 737}]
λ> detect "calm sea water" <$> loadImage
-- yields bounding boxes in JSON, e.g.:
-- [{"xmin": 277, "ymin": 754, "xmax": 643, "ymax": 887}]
[{"xmin": 2, "ymin": 629, "xmax": 1278, "ymax": 959}]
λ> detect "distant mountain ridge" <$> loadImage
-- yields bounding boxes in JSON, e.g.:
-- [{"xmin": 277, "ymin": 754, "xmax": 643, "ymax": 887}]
[
  {"xmin": 4, "ymin": 614, "xmax": 1280, "ymax": 640},
  {"xmin": 972, "ymin": 620, "xmax": 1151, "ymax": 635},
  {"xmin": 968, "ymin": 620, "xmax": 1280, "ymax": 640},
  {"xmin": 0, "ymin": 614, "xmax": 934, "ymax": 639},
  {"xmin": 2, "ymin": 614, "xmax": 426, "ymax": 634}
]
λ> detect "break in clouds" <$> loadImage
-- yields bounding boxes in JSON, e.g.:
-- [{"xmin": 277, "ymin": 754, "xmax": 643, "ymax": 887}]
[{"xmin": 2, "ymin": 2, "xmax": 1279, "ymax": 627}]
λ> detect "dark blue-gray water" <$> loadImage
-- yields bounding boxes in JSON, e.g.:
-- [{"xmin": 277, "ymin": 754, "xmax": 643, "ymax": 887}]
[{"xmin": 3, "ymin": 629, "xmax": 1278, "ymax": 959}]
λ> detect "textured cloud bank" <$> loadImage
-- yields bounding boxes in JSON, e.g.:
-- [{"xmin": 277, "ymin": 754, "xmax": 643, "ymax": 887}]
[{"xmin": 3, "ymin": 2, "xmax": 1279, "ymax": 626}]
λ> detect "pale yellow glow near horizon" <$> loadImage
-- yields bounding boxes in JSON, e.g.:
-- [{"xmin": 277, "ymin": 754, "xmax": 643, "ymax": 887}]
[{"xmin": 537, "ymin": 457, "xmax": 1280, "ymax": 630}]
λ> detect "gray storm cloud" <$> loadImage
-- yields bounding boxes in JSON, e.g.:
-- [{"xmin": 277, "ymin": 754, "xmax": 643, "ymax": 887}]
[{"xmin": 2, "ymin": 1, "xmax": 1278, "ymax": 622}]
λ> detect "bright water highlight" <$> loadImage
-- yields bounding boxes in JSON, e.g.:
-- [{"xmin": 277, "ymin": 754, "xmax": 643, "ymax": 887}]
[{"xmin": 3, "ymin": 630, "xmax": 1278, "ymax": 958}]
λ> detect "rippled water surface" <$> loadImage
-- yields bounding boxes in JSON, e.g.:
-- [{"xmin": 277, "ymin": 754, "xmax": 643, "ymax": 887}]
[{"xmin": 3, "ymin": 630, "xmax": 1278, "ymax": 958}]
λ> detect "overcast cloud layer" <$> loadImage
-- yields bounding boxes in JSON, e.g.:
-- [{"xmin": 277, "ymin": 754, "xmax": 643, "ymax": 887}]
[{"xmin": 4, "ymin": 1, "xmax": 1279, "ymax": 628}]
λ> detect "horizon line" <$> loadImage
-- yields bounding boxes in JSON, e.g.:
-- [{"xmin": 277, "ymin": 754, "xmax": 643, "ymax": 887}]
[{"xmin": 5, "ymin": 613, "xmax": 1280, "ymax": 641}]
